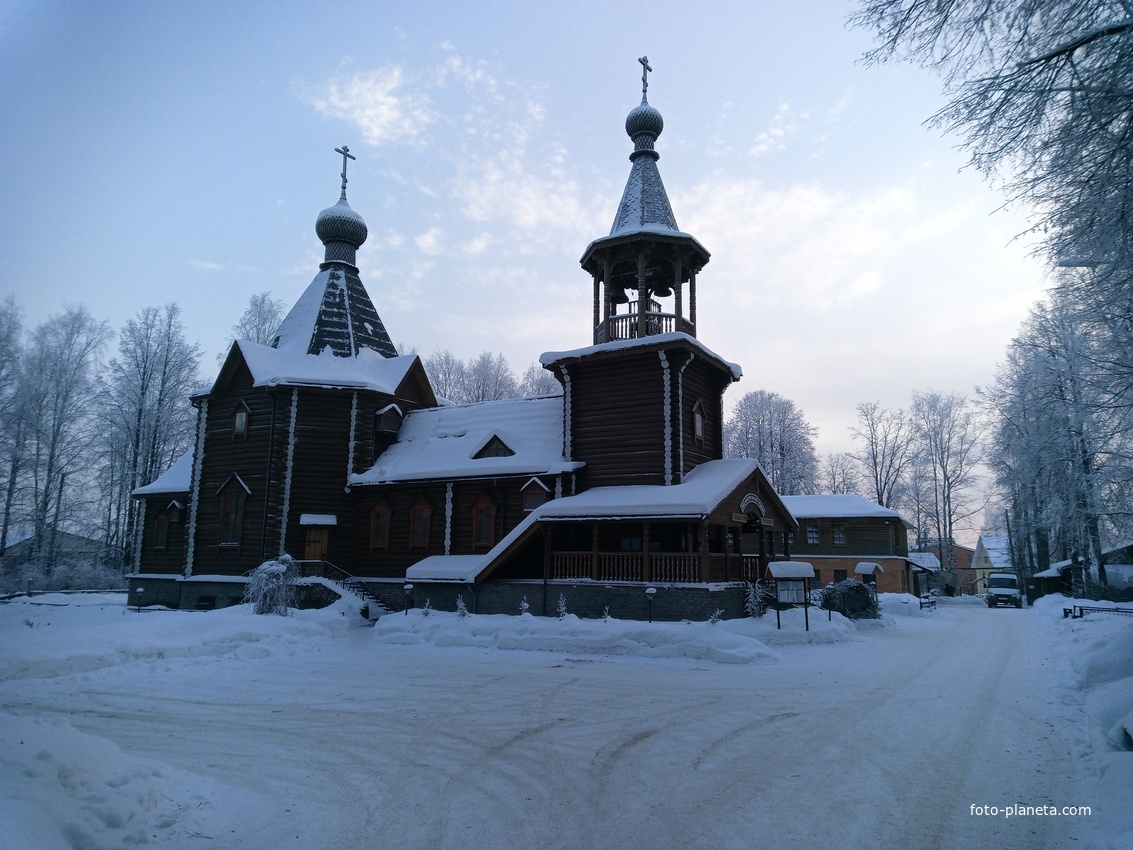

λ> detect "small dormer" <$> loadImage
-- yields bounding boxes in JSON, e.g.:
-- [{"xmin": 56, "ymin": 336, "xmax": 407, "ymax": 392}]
[
  {"xmin": 373, "ymin": 404, "xmax": 403, "ymax": 459},
  {"xmin": 474, "ymin": 435, "xmax": 516, "ymax": 459}
]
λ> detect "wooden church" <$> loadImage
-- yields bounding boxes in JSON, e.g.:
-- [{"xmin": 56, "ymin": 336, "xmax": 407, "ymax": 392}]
[{"xmin": 130, "ymin": 61, "xmax": 799, "ymax": 619}]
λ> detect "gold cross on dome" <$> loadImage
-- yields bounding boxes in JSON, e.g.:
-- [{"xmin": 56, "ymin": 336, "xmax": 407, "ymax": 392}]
[
  {"xmin": 335, "ymin": 145, "xmax": 356, "ymax": 197},
  {"xmin": 638, "ymin": 56, "xmax": 652, "ymax": 98}
]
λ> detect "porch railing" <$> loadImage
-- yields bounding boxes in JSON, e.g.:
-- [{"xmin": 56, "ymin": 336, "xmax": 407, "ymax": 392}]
[
  {"xmin": 596, "ymin": 312, "xmax": 694, "ymax": 343},
  {"xmin": 551, "ymin": 552, "xmax": 762, "ymax": 583}
]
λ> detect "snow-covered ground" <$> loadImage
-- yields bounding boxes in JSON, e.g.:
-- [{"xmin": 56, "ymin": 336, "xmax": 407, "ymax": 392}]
[{"xmin": 2, "ymin": 590, "xmax": 1128, "ymax": 849}]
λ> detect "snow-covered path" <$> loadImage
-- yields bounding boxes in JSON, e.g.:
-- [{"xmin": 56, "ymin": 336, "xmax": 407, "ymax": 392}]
[{"xmin": 2, "ymin": 598, "xmax": 1103, "ymax": 849}]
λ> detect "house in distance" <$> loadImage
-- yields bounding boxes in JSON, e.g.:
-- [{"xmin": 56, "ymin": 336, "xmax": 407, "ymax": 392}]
[{"xmin": 131, "ymin": 60, "xmax": 814, "ymax": 619}]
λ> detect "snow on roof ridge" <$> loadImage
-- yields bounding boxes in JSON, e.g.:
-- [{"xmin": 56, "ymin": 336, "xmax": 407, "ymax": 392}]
[{"xmin": 539, "ymin": 331, "xmax": 741, "ymax": 380}]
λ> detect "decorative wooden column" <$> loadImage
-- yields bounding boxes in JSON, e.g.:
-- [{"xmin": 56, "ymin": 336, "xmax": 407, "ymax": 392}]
[
  {"xmin": 674, "ymin": 255, "xmax": 684, "ymax": 330},
  {"xmin": 698, "ymin": 521, "xmax": 709, "ymax": 582},
  {"xmin": 592, "ymin": 271, "xmax": 601, "ymax": 344},
  {"xmin": 689, "ymin": 269, "xmax": 697, "ymax": 335},
  {"xmin": 591, "ymin": 524, "xmax": 600, "ymax": 581},
  {"xmin": 637, "ymin": 251, "xmax": 648, "ymax": 339},
  {"xmin": 642, "ymin": 521, "xmax": 652, "ymax": 582}
]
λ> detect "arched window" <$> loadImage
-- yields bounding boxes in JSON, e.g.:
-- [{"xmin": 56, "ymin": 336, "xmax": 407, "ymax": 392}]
[
  {"xmin": 409, "ymin": 500, "xmax": 431, "ymax": 549},
  {"xmin": 217, "ymin": 474, "xmax": 250, "ymax": 548},
  {"xmin": 370, "ymin": 501, "xmax": 391, "ymax": 550},
  {"xmin": 232, "ymin": 400, "xmax": 250, "ymax": 439},
  {"xmin": 692, "ymin": 399, "xmax": 706, "ymax": 445},
  {"xmin": 473, "ymin": 495, "xmax": 496, "ymax": 548}
]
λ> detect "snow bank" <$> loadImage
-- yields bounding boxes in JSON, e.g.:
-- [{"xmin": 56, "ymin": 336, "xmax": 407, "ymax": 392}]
[
  {"xmin": 1034, "ymin": 594, "xmax": 1133, "ymax": 849},
  {"xmin": 373, "ymin": 610, "xmax": 784, "ymax": 663},
  {"xmin": 1, "ymin": 596, "xmax": 338, "ymax": 681},
  {"xmin": 0, "ymin": 713, "xmax": 245, "ymax": 850}
]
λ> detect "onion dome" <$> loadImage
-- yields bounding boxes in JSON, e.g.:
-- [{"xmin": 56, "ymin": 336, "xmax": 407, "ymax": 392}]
[
  {"xmin": 317, "ymin": 197, "xmax": 368, "ymax": 267},
  {"xmin": 625, "ymin": 98, "xmax": 663, "ymax": 160}
]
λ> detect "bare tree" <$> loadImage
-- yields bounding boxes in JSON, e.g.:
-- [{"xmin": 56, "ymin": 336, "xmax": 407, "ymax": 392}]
[
  {"xmin": 99, "ymin": 304, "xmax": 201, "ymax": 566},
  {"xmin": 910, "ymin": 390, "xmax": 985, "ymax": 573},
  {"xmin": 724, "ymin": 390, "xmax": 818, "ymax": 495},
  {"xmin": 850, "ymin": 402, "xmax": 913, "ymax": 508},
  {"xmin": 821, "ymin": 452, "xmax": 862, "ymax": 495}
]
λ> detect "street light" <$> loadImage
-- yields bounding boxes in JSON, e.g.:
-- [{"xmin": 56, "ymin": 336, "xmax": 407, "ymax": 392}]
[
  {"xmin": 645, "ymin": 586, "xmax": 656, "ymax": 622},
  {"xmin": 404, "ymin": 583, "xmax": 414, "ymax": 615}
]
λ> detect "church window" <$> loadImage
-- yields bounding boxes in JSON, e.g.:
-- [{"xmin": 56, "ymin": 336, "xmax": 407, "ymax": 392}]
[
  {"xmin": 474, "ymin": 435, "xmax": 515, "ymax": 459},
  {"xmin": 153, "ymin": 512, "xmax": 169, "ymax": 551},
  {"xmin": 692, "ymin": 400, "xmax": 706, "ymax": 444},
  {"xmin": 217, "ymin": 474, "xmax": 250, "ymax": 548},
  {"xmin": 521, "ymin": 478, "xmax": 549, "ymax": 512},
  {"xmin": 232, "ymin": 401, "xmax": 250, "ymax": 439},
  {"xmin": 473, "ymin": 495, "xmax": 496, "ymax": 548},
  {"xmin": 409, "ymin": 500, "xmax": 431, "ymax": 548},
  {"xmin": 370, "ymin": 502, "xmax": 391, "ymax": 550}
]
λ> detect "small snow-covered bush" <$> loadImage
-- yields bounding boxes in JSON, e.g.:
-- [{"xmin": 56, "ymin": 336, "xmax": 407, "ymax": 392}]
[
  {"xmin": 818, "ymin": 579, "xmax": 880, "ymax": 620},
  {"xmin": 519, "ymin": 595, "xmax": 529, "ymax": 615},
  {"xmin": 244, "ymin": 555, "xmax": 298, "ymax": 615},
  {"xmin": 456, "ymin": 594, "xmax": 469, "ymax": 617},
  {"xmin": 744, "ymin": 580, "xmax": 775, "ymax": 618},
  {"xmin": 557, "ymin": 593, "xmax": 568, "ymax": 620},
  {"xmin": 422, "ymin": 598, "xmax": 432, "ymax": 616},
  {"xmin": 602, "ymin": 605, "xmax": 610, "ymax": 622},
  {"xmin": 709, "ymin": 608, "xmax": 724, "ymax": 624}
]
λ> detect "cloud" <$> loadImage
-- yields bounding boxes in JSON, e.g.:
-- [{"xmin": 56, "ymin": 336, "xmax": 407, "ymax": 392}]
[
  {"xmin": 750, "ymin": 102, "xmax": 808, "ymax": 157},
  {"xmin": 308, "ymin": 66, "xmax": 434, "ymax": 146},
  {"xmin": 191, "ymin": 258, "xmax": 224, "ymax": 271}
]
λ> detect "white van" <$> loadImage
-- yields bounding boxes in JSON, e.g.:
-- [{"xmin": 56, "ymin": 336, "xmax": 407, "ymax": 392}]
[{"xmin": 986, "ymin": 572, "xmax": 1023, "ymax": 608}]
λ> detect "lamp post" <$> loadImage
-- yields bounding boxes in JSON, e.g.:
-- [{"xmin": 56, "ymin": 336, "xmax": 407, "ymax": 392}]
[
  {"xmin": 404, "ymin": 583, "xmax": 414, "ymax": 615},
  {"xmin": 645, "ymin": 586, "xmax": 656, "ymax": 622}
]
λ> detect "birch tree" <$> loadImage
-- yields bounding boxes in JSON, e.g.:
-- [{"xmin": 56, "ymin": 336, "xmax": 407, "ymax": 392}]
[
  {"xmin": 21, "ymin": 307, "xmax": 111, "ymax": 573},
  {"xmin": 850, "ymin": 402, "xmax": 913, "ymax": 508},
  {"xmin": 99, "ymin": 304, "xmax": 201, "ymax": 566},
  {"xmin": 0, "ymin": 298, "xmax": 25, "ymax": 553}
]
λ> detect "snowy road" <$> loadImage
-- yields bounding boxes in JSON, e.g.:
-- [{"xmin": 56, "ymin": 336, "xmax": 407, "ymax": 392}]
[{"xmin": 3, "ymin": 600, "xmax": 1097, "ymax": 849}]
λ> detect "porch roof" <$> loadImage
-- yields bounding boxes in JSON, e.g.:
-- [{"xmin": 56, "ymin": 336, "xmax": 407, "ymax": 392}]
[{"xmin": 535, "ymin": 458, "xmax": 766, "ymax": 521}]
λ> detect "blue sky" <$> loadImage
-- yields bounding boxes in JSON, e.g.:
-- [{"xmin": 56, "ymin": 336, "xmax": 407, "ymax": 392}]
[{"xmin": 0, "ymin": 1, "xmax": 1047, "ymax": 455}]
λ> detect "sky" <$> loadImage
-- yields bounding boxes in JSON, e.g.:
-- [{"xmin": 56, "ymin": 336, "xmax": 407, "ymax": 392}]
[{"xmin": 0, "ymin": 0, "xmax": 1049, "ymax": 456}]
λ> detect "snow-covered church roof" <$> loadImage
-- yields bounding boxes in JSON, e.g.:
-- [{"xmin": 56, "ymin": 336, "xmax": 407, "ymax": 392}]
[
  {"xmin": 540, "ymin": 331, "xmax": 742, "ymax": 381},
  {"xmin": 199, "ymin": 339, "xmax": 419, "ymax": 395},
  {"xmin": 350, "ymin": 395, "xmax": 583, "ymax": 485},
  {"xmin": 132, "ymin": 449, "xmax": 193, "ymax": 496}
]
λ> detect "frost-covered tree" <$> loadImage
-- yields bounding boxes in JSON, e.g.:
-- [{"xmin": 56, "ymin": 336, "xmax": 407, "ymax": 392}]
[
  {"xmin": 423, "ymin": 349, "xmax": 465, "ymax": 402},
  {"xmin": 21, "ymin": 307, "xmax": 112, "ymax": 573},
  {"xmin": 724, "ymin": 390, "xmax": 818, "ymax": 495},
  {"xmin": 0, "ymin": 298, "xmax": 26, "ymax": 553},
  {"xmin": 218, "ymin": 291, "xmax": 287, "ymax": 363},
  {"xmin": 517, "ymin": 363, "xmax": 561, "ymax": 397},
  {"xmin": 244, "ymin": 554, "xmax": 298, "ymax": 615},
  {"xmin": 850, "ymin": 402, "xmax": 913, "ymax": 508},
  {"xmin": 983, "ymin": 292, "xmax": 1129, "ymax": 584},
  {"xmin": 98, "ymin": 304, "xmax": 201, "ymax": 567},
  {"xmin": 461, "ymin": 351, "xmax": 518, "ymax": 403},
  {"xmin": 853, "ymin": 1, "xmax": 1133, "ymax": 272}
]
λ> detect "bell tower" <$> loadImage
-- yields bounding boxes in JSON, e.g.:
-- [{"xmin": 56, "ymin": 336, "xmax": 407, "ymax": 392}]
[{"xmin": 581, "ymin": 57, "xmax": 711, "ymax": 345}]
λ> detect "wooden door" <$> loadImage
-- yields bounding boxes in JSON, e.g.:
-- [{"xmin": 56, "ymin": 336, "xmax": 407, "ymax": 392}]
[{"xmin": 304, "ymin": 528, "xmax": 329, "ymax": 562}]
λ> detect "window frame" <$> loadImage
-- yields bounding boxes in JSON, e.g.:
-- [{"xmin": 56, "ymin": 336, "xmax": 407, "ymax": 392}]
[
  {"xmin": 369, "ymin": 501, "xmax": 391, "ymax": 550},
  {"xmin": 409, "ymin": 500, "xmax": 432, "ymax": 549},
  {"xmin": 217, "ymin": 474, "xmax": 249, "ymax": 549},
  {"xmin": 472, "ymin": 495, "xmax": 497, "ymax": 548},
  {"xmin": 806, "ymin": 525, "xmax": 820, "ymax": 545},
  {"xmin": 232, "ymin": 400, "xmax": 251, "ymax": 440}
]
